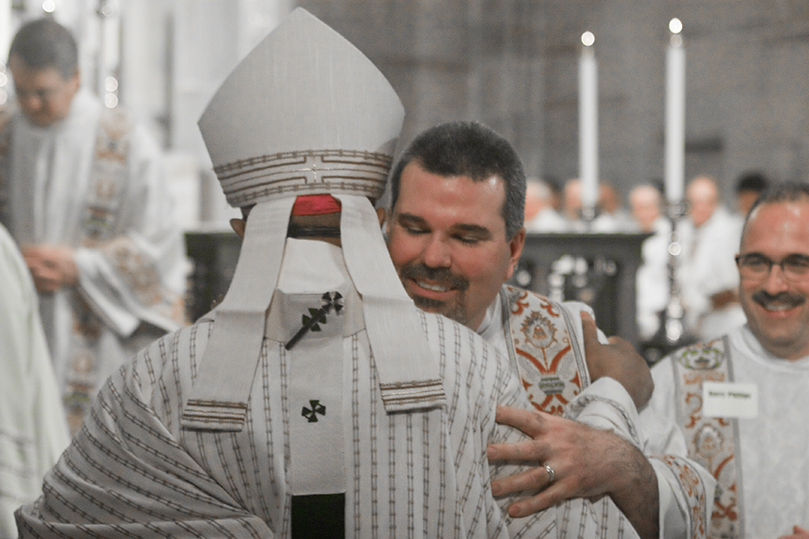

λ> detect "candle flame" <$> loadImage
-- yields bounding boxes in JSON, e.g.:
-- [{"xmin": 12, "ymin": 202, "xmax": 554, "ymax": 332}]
[
  {"xmin": 581, "ymin": 31, "xmax": 595, "ymax": 47},
  {"xmin": 669, "ymin": 18, "xmax": 683, "ymax": 34}
]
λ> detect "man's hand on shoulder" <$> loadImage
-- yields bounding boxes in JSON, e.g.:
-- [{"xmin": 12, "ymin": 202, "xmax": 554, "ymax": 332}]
[
  {"xmin": 581, "ymin": 311, "xmax": 653, "ymax": 410},
  {"xmin": 488, "ymin": 405, "xmax": 659, "ymax": 539},
  {"xmin": 22, "ymin": 244, "xmax": 78, "ymax": 292}
]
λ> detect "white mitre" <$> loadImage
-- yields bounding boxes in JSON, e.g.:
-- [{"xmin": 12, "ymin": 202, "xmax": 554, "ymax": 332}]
[
  {"xmin": 183, "ymin": 8, "xmax": 445, "ymax": 431},
  {"xmin": 198, "ymin": 7, "xmax": 401, "ymax": 207}
]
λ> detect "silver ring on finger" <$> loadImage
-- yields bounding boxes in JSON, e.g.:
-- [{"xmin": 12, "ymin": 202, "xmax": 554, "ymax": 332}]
[{"xmin": 544, "ymin": 463, "xmax": 555, "ymax": 484}]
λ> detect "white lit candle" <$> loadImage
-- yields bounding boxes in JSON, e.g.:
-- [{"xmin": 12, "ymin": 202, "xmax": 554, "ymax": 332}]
[
  {"xmin": 578, "ymin": 31, "xmax": 599, "ymax": 214},
  {"xmin": 0, "ymin": 0, "xmax": 10, "ymax": 61},
  {"xmin": 96, "ymin": 1, "xmax": 121, "ymax": 105},
  {"xmin": 664, "ymin": 18, "xmax": 685, "ymax": 203}
]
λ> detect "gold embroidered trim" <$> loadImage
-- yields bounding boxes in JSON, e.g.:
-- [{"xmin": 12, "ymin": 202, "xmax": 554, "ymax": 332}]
[
  {"xmin": 504, "ymin": 285, "xmax": 588, "ymax": 416},
  {"xmin": 671, "ymin": 337, "xmax": 742, "ymax": 539}
]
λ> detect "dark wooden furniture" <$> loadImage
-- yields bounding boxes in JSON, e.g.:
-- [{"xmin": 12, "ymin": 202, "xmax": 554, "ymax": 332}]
[{"xmin": 513, "ymin": 232, "xmax": 650, "ymax": 347}]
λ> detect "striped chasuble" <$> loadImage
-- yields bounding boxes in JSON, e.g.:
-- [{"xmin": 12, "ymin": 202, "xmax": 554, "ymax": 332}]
[{"xmin": 16, "ymin": 308, "xmax": 641, "ymax": 539}]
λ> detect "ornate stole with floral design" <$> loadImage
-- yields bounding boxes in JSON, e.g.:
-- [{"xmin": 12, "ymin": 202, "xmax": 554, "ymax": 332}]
[
  {"xmin": 0, "ymin": 106, "xmax": 183, "ymax": 434},
  {"xmin": 501, "ymin": 285, "xmax": 590, "ymax": 416},
  {"xmin": 80, "ymin": 107, "xmax": 132, "ymax": 246},
  {"xmin": 669, "ymin": 337, "xmax": 742, "ymax": 539},
  {"xmin": 63, "ymin": 107, "xmax": 136, "ymax": 433}
]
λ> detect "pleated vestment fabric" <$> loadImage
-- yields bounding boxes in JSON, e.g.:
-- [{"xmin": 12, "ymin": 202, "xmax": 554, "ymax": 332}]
[{"xmin": 17, "ymin": 308, "xmax": 640, "ymax": 539}]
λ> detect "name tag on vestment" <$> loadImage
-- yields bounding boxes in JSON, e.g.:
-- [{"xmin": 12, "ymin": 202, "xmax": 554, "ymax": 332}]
[{"xmin": 703, "ymin": 382, "xmax": 758, "ymax": 418}]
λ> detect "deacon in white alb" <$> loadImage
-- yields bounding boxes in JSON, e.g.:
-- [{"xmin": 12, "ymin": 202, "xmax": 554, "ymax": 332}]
[
  {"xmin": 0, "ymin": 18, "xmax": 186, "ymax": 434},
  {"xmin": 641, "ymin": 182, "xmax": 809, "ymax": 539}
]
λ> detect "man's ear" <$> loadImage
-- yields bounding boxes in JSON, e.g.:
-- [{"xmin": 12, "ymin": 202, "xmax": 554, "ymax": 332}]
[
  {"xmin": 505, "ymin": 227, "xmax": 526, "ymax": 280},
  {"xmin": 376, "ymin": 207, "xmax": 387, "ymax": 228},
  {"xmin": 230, "ymin": 218, "xmax": 247, "ymax": 240}
]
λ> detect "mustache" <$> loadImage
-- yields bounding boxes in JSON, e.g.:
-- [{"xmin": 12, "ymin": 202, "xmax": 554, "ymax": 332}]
[
  {"xmin": 751, "ymin": 290, "xmax": 805, "ymax": 308},
  {"xmin": 398, "ymin": 263, "xmax": 469, "ymax": 292}
]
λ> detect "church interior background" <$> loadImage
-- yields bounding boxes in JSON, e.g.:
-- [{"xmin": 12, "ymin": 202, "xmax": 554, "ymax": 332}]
[{"xmin": 4, "ymin": 0, "xmax": 809, "ymax": 351}]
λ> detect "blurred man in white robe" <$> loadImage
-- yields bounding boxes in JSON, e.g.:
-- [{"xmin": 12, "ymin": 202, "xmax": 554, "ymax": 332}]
[
  {"xmin": 524, "ymin": 177, "xmax": 567, "ymax": 232},
  {"xmin": 679, "ymin": 175, "xmax": 746, "ymax": 340},
  {"xmin": 0, "ymin": 18, "xmax": 186, "ymax": 433},
  {"xmin": 629, "ymin": 182, "xmax": 671, "ymax": 341}
]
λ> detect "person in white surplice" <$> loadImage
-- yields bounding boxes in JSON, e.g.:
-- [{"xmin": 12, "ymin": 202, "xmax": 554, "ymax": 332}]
[
  {"xmin": 678, "ymin": 175, "xmax": 746, "ymax": 341},
  {"xmin": 628, "ymin": 182, "xmax": 671, "ymax": 341},
  {"xmin": 0, "ymin": 222, "xmax": 69, "ymax": 539},
  {"xmin": 640, "ymin": 181, "xmax": 809, "ymax": 539},
  {"xmin": 0, "ymin": 18, "xmax": 186, "ymax": 434},
  {"xmin": 18, "ymin": 8, "xmax": 672, "ymax": 539}
]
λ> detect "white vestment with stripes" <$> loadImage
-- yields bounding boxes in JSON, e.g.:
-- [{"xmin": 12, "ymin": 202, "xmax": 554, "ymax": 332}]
[{"xmin": 17, "ymin": 239, "xmax": 643, "ymax": 538}]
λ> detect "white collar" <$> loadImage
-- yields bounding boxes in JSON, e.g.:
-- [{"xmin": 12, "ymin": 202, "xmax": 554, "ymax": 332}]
[
  {"xmin": 731, "ymin": 324, "xmax": 809, "ymax": 371},
  {"xmin": 476, "ymin": 291, "xmax": 509, "ymax": 355},
  {"xmin": 477, "ymin": 295, "xmax": 500, "ymax": 338}
]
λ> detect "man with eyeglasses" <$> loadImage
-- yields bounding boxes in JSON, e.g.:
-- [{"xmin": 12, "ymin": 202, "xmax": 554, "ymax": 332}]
[
  {"xmin": 640, "ymin": 181, "xmax": 809, "ymax": 539},
  {"xmin": 0, "ymin": 18, "xmax": 186, "ymax": 434}
]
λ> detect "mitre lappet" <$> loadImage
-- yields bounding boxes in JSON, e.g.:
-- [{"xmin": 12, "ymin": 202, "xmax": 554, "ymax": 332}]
[{"xmin": 182, "ymin": 8, "xmax": 446, "ymax": 432}]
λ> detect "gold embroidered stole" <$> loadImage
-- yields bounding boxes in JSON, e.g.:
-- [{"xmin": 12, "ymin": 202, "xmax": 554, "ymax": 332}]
[
  {"xmin": 81, "ymin": 107, "xmax": 132, "ymax": 246},
  {"xmin": 670, "ymin": 337, "xmax": 743, "ymax": 539},
  {"xmin": 502, "ymin": 285, "xmax": 590, "ymax": 416},
  {"xmin": 65, "ymin": 107, "xmax": 138, "ymax": 433},
  {"xmin": 0, "ymin": 107, "xmax": 133, "ymax": 255},
  {"xmin": 0, "ymin": 106, "xmax": 155, "ymax": 433}
]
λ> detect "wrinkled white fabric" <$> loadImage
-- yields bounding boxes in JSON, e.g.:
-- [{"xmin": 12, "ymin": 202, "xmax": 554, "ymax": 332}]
[
  {"xmin": 0, "ymin": 89, "xmax": 186, "ymax": 431},
  {"xmin": 17, "ymin": 238, "xmax": 643, "ymax": 539},
  {"xmin": 525, "ymin": 207, "xmax": 569, "ymax": 232},
  {"xmin": 679, "ymin": 207, "xmax": 746, "ymax": 340},
  {"xmin": 0, "ymin": 224, "xmax": 69, "ymax": 539},
  {"xmin": 636, "ymin": 217, "xmax": 671, "ymax": 340}
]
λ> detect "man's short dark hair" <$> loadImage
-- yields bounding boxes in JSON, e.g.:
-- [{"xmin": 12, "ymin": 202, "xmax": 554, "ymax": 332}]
[
  {"xmin": 744, "ymin": 181, "xmax": 809, "ymax": 230},
  {"xmin": 389, "ymin": 121, "xmax": 526, "ymax": 240},
  {"xmin": 9, "ymin": 17, "xmax": 78, "ymax": 80},
  {"xmin": 735, "ymin": 171, "xmax": 769, "ymax": 195}
]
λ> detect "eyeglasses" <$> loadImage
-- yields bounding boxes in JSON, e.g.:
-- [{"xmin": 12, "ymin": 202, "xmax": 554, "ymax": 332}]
[{"xmin": 735, "ymin": 253, "xmax": 809, "ymax": 281}]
